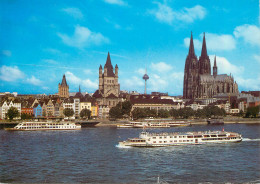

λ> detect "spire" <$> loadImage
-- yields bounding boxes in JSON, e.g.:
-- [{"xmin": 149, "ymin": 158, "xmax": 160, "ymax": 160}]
[
  {"xmin": 201, "ymin": 32, "xmax": 208, "ymax": 58},
  {"xmin": 99, "ymin": 64, "xmax": 102, "ymax": 69},
  {"xmin": 105, "ymin": 52, "xmax": 112, "ymax": 68},
  {"xmin": 213, "ymin": 55, "xmax": 218, "ymax": 77},
  {"xmin": 61, "ymin": 74, "xmax": 68, "ymax": 86},
  {"xmin": 188, "ymin": 31, "xmax": 196, "ymax": 57},
  {"xmin": 79, "ymin": 85, "xmax": 81, "ymax": 93},
  {"xmin": 104, "ymin": 51, "xmax": 114, "ymax": 77}
]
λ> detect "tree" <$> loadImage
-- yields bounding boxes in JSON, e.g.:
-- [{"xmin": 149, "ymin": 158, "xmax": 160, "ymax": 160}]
[
  {"xmin": 169, "ymin": 109, "xmax": 179, "ymax": 119},
  {"xmin": 6, "ymin": 107, "xmax": 20, "ymax": 120},
  {"xmin": 132, "ymin": 108, "xmax": 146, "ymax": 120},
  {"xmin": 245, "ymin": 106, "xmax": 260, "ymax": 118},
  {"xmin": 63, "ymin": 108, "xmax": 74, "ymax": 118},
  {"xmin": 121, "ymin": 101, "xmax": 132, "ymax": 116},
  {"xmin": 21, "ymin": 113, "xmax": 33, "ymax": 120},
  {"xmin": 109, "ymin": 106, "xmax": 122, "ymax": 119},
  {"xmin": 157, "ymin": 109, "xmax": 170, "ymax": 118},
  {"xmin": 80, "ymin": 108, "xmax": 92, "ymax": 119}
]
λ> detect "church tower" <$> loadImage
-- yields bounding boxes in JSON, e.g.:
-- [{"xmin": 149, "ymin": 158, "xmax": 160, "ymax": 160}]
[
  {"xmin": 58, "ymin": 74, "xmax": 69, "ymax": 98},
  {"xmin": 98, "ymin": 52, "xmax": 120, "ymax": 98},
  {"xmin": 213, "ymin": 55, "xmax": 218, "ymax": 77},
  {"xmin": 199, "ymin": 33, "xmax": 211, "ymax": 75},
  {"xmin": 183, "ymin": 32, "xmax": 199, "ymax": 99}
]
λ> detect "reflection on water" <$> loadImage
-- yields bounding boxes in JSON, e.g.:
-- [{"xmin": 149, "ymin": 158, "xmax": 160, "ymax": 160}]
[{"xmin": 0, "ymin": 124, "xmax": 259, "ymax": 183}]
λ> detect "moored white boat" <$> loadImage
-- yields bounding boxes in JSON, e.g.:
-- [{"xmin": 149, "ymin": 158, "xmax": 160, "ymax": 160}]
[
  {"xmin": 5, "ymin": 121, "xmax": 81, "ymax": 131},
  {"xmin": 118, "ymin": 130, "xmax": 242, "ymax": 147}
]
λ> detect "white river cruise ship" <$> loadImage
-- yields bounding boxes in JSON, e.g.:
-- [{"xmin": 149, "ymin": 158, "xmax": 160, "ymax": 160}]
[
  {"xmin": 5, "ymin": 121, "xmax": 81, "ymax": 131},
  {"xmin": 119, "ymin": 130, "xmax": 242, "ymax": 147}
]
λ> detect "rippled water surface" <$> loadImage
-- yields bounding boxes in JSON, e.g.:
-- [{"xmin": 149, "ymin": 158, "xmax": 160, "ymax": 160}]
[{"xmin": 0, "ymin": 123, "xmax": 260, "ymax": 183}]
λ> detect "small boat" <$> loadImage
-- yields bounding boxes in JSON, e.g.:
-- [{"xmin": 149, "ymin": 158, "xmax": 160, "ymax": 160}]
[
  {"xmin": 167, "ymin": 121, "xmax": 191, "ymax": 127},
  {"xmin": 207, "ymin": 118, "xmax": 224, "ymax": 125},
  {"xmin": 5, "ymin": 121, "xmax": 81, "ymax": 131},
  {"xmin": 118, "ymin": 130, "xmax": 242, "ymax": 147}
]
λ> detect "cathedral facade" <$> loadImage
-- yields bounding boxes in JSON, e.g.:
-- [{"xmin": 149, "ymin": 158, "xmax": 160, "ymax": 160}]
[
  {"xmin": 58, "ymin": 74, "xmax": 69, "ymax": 98},
  {"xmin": 183, "ymin": 32, "xmax": 239, "ymax": 100}
]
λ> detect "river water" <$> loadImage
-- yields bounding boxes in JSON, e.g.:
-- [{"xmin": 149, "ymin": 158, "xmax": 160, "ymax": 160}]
[{"xmin": 0, "ymin": 123, "xmax": 260, "ymax": 183}]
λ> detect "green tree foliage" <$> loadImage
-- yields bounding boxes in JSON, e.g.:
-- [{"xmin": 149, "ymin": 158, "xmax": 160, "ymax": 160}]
[
  {"xmin": 6, "ymin": 107, "xmax": 20, "ymax": 120},
  {"xmin": 109, "ymin": 106, "xmax": 123, "ymax": 119},
  {"xmin": 21, "ymin": 113, "xmax": 33, "ymax": 120},
  {"xmin": 80, "ymin": 108, "xmax": 92, "ymax": 119},
  {"xmin": 42, "ymin": 109, "xmax": 46, "ymax": 117},
  {"xmin": 109, "ymin": 101, "xmax": 132, "ymax": 119},
  {"xmin": 63, "ymin": 108, "xmax": 74, "ymax": 118},
  {"xmin": 157, "ymin": 109, "xmax": 170, "ymax": 118},
  {"xmin": 169, "ymin": 106, "xmax": 226, "ymax": 119},
  {"xmin": 245, "ymin": 106, "xmax": 260, "ymax": 118}
]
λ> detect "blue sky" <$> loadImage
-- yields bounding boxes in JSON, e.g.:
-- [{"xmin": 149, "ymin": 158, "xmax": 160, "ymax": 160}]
[{"xmin": 1, "ymin": 0, "xmax": 260, "ymax": 95}]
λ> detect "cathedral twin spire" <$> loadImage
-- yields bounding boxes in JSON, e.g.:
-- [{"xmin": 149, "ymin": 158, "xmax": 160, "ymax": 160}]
[{"xmin": 187, "ymin": 31, "xmax": 212, "ymax": 75}]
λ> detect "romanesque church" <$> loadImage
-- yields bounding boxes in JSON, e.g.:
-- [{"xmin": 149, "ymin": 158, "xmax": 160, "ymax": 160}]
[
  {"xmin": 93, "ymin": 52, "xmax": 121, "ymax": 107},
  {"xmin": 183, "ymin": 32, "xmax": 239, "ymax": 100}
]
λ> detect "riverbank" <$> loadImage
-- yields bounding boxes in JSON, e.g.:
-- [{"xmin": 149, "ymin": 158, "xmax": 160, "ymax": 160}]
[
  {"xmin": 1, "ymin": 118, "xmax": 259, "ymax": 128},
  {"xmin": 96, "ymin": 118, "xmax": 260, "ymax": 127}
]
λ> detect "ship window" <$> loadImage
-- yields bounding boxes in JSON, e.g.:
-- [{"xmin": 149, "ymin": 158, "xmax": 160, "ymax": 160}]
[
  {"xmin": 174, "ymin": 140, "xmax": 177, "ymax": 142},
  {"xmin": 164, "ymin": 141, "xmax": 167, "ymax": 143},
  {"xmin": 174, "ymin": 136, "xmax": 177, "ymax": 138},
  {"xmin": 179, "ymin": 140, "xmax": 182, "ymax": 142},
  {"xmin": 153, "ymin": 137, "xmax": 156, "ymax": 139},
  {"xmin": 187, "ymin": 136, "xmax": 193, "ymax": 138},
  {"xmin": 170, "ymin": 136, "xmax": 173, "ymax": 138},
  {"xmin": 159, "ymin": 137, "xmax": 162, "ymax": 139},
  {"xmin": 159, "ymin": 141, "xmax": 162, "ymax": 143},
  {"xmin": 153, "ymin": 141, "xmax": 156, "ymax": 143},
  {"xmin": 211, "ymin": 135, "xmax": 217, "ymax": 137}
]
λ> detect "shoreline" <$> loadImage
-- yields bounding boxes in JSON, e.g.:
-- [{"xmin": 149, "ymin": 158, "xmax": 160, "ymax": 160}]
[
  {"xmin": 96, "ymin": 118, "xmax": 260, "ymax": 127},
  {"xmin": 1, "ymin": 118, "xmax": 259, "ymax": 128}
]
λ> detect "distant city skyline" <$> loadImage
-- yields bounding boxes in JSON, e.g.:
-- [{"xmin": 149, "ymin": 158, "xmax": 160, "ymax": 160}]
[{"xmin": 1, "ymin": 0, "xmax": 259, "ymax": 95}]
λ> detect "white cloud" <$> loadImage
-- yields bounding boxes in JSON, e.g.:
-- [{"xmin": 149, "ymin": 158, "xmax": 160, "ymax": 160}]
[
  {"xmin": 65, "ymin": 71, "xmax": 81, "ymax": 84},
  {"xmin": 184, "ymin": 33, "xmax": 236, "ymax": 51},
  {"xmin": 58, "ymin": 25, "xmax": 109, "ymax": 48},
  {"xmin": 209, "ymin": 55, "xmax": 244, "ymax": 75},
  {"xmin": 204, "ymin": 33, "xmax": 236, "ymax": 51},
  {"xmin": 253, "ymin": 55, "xmax": 260, "ymax": 64},
  {"xmin": 184, "ymin": 37, "xmax": 201, "ymax": 51},
  {"xmin": 234, "ymin": 24, "xmax": 260, "ymax": 47},
  {"xmin": 2, "ymin": 50, "xmax": 12, "ymax": 57},
  {"xmin": 84, "ymin": 69, "xmax": 93, "ymax": 75},
  {"xmin": 82, "ymin": 79, "xmax": 98, "ymax": 89},
  {"xmin": 65, "ymin": 71, "xmax": 98, "ymax": 90},
  {"xmin": 62, "ymin": 7, "xmax": 83, "ymax": 19},
  {"xmin": 149, "ymin": 3, "xmax": 206, "ymax": 25},
  {"xmin": 122, "ymin": 76, "xmax": 144, "ymax": 90},
  {"xmin": 136, "ymin": 68, "xmax": 146, "ymax": 75},
  {"xmin": 104, "ymin": 0, "xmax": 127, "ymax": 6},
  {"xmin": 236, "ymin": 75, "xmax": 260, "ymax": 91},
  {"xmin": 177, "ymin": 5, "xmax": 206, "ymax": 23},
  {"xmin": 151, "ymin": 62, "xmax": 172, "ymax": 73},
  {"xmin": 0, "ymin": 66, "xmax": 25, "ymax": 82},
  {"xmin": 26, "ymin": 76, "xmax": 42, "ymax": 86}
]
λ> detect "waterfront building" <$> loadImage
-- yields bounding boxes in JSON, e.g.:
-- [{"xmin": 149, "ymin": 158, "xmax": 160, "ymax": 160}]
[
  {"xmin": 58, "ymin": 74, "xmax": 69, "ymax": 98},
  {"xmin": 0, "ymin": 99, "xmax": 21, "ymax": 119},
  {"xmin": 33, "ymin": 103, "xmax": 42, "ymax": 118},
  {"xmin": 183, "ymin": 32, "xmax": 239, "ymax": 100},
  {"xmin": 46, "ymin": 99, "xmax": 55, "ymax": 117},
  {"xmin": 130, "ymin": 95, "xmax": 175, "ymax": 112}
]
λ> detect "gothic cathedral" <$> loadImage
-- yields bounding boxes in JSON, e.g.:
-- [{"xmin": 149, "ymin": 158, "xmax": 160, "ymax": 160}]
[{"xmin": 183, "ymin": 32, "xmax": 239, "ymax": 100}]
